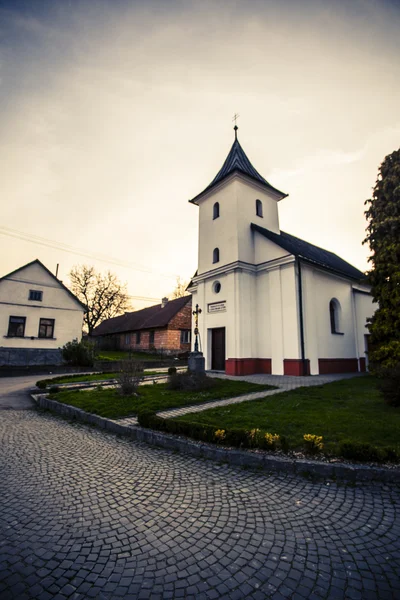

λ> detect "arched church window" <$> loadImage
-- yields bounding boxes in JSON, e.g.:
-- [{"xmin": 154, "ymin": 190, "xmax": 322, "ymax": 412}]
[
  {"xmin": 213, "ymin": 202, "xmax": 220, "ymax": 220},
  {"xmin": 256, "ymin": 199, "xmax": 263, "ymax": 217},
  {"xmin": 329, "ymin": 299, "xmax": 342, "ymax": 334},
  {"xmin": 213, "ymin": 248, "xmax": 220, "ymax": 264}
]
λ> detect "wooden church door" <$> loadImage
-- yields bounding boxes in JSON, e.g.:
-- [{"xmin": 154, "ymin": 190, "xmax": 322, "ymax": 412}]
[{"xmin": 211, "ymin": 328, "xmax": 226, "ymax": 371}]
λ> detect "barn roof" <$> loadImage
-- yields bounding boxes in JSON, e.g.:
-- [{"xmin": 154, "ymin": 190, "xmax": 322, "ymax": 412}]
[
  {"xmin": 251, "ymin": 223, "xmax": 366, "ymax": 281},
  {"xmin": 189, "ymin": 134, "xmax": 287, "ymax": 204},
  {"xmin": 92, "ymin": 295, "xmax": 192, "ymax": 336}
]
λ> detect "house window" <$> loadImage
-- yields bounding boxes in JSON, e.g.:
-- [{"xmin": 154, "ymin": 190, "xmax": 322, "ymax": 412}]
[
  {"xmin": 213, "ymin": 248, "xmax": 220, "ymax": 263},
  {"xmin": 136, "ymin": 331, "xmax": 141, "ymax": 344},
  {"xmin": 256, "ymin": 199, "xmax": 263, "ymax": 217},
  {"xmin": 180, "ymin": 330, "xmax": 191, "ymax": 344},
  {"xmin": 149, "ymin": 331, "xmax": 155, "ymax": 345},
  {"xmin": 329, "ymin": 299, "xmax": 342, "ymax": 334},
  {"xmin": 29, "ymin": 290, "xmax": 43, "ymax": 301},
  {"xmin": 125, "ymin": 333, "xmax": 131, "ymax": 345},
  {"xmin": 38, "ymin": 318, "xmax": 55, "ymax": 338},
  {"xmin": 8, "ymin": 316, "xmax": 26, "ymax": 338},
  {"xmin": 213, "ymin": 202, "xmax": 220, "ymax": 220}
]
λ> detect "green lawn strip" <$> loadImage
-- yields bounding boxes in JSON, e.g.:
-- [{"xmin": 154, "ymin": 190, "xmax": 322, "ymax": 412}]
[
  {"xmin": 40, "ymin": 370, "xmax": 172, "ymax": 385},
  {"xmin": 97, "ymin": 351, "xmax": 162, "ymax": 362},
  {"xmin": 175, "ymin": 376, "xmax": 400, "ymax": 454},
  {"xmin": 48, "ymin": 380, "xmax": 276, "ymax": 419}
]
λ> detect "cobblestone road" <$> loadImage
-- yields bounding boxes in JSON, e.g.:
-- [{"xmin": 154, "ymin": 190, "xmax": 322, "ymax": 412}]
[{"xmin": 1, "ymin": 409, "xmax": 399, "ymax": 600}]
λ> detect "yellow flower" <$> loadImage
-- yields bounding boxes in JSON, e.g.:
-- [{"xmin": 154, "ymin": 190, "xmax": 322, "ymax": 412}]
[
  {"xmin": 214, "ymin": 429, "xmax": 226, "ymax": 441},
  {"xmin": 265, "ymin": 432, "xmax": 280, "ymax": 446}
]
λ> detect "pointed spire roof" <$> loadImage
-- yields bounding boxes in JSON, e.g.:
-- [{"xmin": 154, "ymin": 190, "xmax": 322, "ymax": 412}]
[{"xmin": 189, "ymin": 130, "xmax": 287, "ymax": 204}]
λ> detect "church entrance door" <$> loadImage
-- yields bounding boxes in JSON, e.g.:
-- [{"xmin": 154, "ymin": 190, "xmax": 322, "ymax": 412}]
[{"xmin": 211, "ymin": 328, "xmax": 226, "ymax": 371}]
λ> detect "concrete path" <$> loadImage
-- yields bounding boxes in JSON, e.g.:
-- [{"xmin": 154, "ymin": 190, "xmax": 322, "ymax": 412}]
[
  {"xmin": 0, "ymin": 374, "xmax": 40, "ymax": 410},
  {"xmin": 0, "ymin": 408, "xmax": 399, "ymax": 600}
]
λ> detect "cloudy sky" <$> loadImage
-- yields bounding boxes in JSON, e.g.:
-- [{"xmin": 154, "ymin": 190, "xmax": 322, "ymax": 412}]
[{"xmin": 0, "ymin": 0, "xmax": 399, "ymax": 307}]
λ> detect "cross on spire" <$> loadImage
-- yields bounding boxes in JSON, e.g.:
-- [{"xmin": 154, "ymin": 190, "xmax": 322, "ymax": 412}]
[{"xmin": 232, "ymin": 113, "xmax": 240, "ymax": 139}]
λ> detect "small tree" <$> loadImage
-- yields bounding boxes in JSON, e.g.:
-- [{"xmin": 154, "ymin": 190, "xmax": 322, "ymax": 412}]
[
  {"xmin": 61, "ymin": 339, "xmax": 96, "ymax": 367},
  {"xmin": 363, "ymin": 148, "xmax": 400, "ymax": 404},
  {"xmin": 69, "ymin": 265, "xmax": 132, "ymax": 335},
  {"xmin": 170, "ymin": 276, "xmax": 190, "ymax": 299},
  {"xmin": 118, "ymin": 360, "xmax": 144, "ymax": 396}
]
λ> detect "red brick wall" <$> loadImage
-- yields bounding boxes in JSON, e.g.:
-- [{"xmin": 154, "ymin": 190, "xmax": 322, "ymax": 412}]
[{"xmin": 111, "ymin": 298, "xmax": 192, "ymax": 354}]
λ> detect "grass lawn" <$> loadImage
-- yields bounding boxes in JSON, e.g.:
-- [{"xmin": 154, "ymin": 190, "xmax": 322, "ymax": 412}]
[
  {"xmin": 39, "ymin": 370, "xmax": 172, "ymax": 386},
  {"xmin": 49, "ymin": 380, "xmax": 276, "ymax": 419},
  {"xmin": 97, "ymin": 350, "xmax": 163, "ymax": 362},
  {"xmin": 175, "ymin": 376, "xmax": 400, "ymax": 454}
]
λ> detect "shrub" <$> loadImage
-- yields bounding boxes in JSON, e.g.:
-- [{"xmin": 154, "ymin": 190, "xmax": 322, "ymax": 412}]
[
  {"xmin": 168, "ymin": 366, "xmax": 177, "ymax": 376},
  {"xmin": 49, "ymin": 385, "xmax": 60, "ymax": 394},
  {"xmin": 247, "ymin": 428, "xmax": 262, "ymax": 448},
  {"xmin": 375, "ymin": 363, "xmax": 400, "ymax": 407},
  {"xmin": 167, "ymin": 371, "xmax": 216, "ymax": 392},
  {"xmin": 303, "ymin": 434, "xmax": 324, "ymax": 454},
  {"xmin": 61, "ymin": 339, "xmax": 96, "ymax": 367},
  {"xmin": 36, "ymin": 380, "xmax": 47, "ymax": 389},
  {"xmin": 118, "ymin": 360, "xmax": 144, "ymax": 396},
  {"xmin": 339, "ymin": 441, "xmax": 386, "ymax": 462}
]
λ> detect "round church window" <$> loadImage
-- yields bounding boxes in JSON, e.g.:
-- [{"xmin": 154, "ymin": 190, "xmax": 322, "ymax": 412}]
[{"xmin": 213, "ymin": 281, "xmax": 221, "ymax": 294}]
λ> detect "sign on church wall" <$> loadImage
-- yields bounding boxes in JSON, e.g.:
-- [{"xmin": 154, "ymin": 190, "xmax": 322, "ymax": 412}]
[{"xmin": 208, "ymin": 301, "xmax": 227, "ymax": 313}]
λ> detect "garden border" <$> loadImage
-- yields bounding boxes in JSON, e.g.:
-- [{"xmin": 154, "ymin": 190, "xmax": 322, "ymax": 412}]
[{"xmin": 32, "ymin": 394, "xmax": 400, "ymax": 484}]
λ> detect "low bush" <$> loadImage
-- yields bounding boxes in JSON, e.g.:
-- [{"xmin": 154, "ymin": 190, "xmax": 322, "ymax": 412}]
[
  {"xmin": 36, "ymin": 380, "xmax": 47, "ymax": 389},
  {"xmin": 61, "ymin": 339, "xmax": 96, "ymax": 367},
  {"xmin": 168, "ymin": 366, "xmax": 177, "ymax": 376},
  {"xmin": 167, "ymin": 371, "xmax": 216, "ymax": 392},
  {"xmin": 375, "ymin": 363, "xmax": 400, "ymax": 407},
  {"xmin": 137, "ymin": 411, "xmax": 284, "ymax": 451},
  {"xmin": 338, "ymin": 441, "xmax": 398, "ymax": 463},
  {"xmin": 49, "ymin": 385, "xmax": 60, "ymax": 394},
  {"xmin": 118, "ymin": 360, "xmax": 144, "ymax": 396}
]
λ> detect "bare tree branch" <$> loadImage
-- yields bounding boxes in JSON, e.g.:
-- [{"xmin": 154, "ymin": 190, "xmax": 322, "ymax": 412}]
[{"xmin": 68, "ymin": 265, "xmax": 132, "ymax": 335}]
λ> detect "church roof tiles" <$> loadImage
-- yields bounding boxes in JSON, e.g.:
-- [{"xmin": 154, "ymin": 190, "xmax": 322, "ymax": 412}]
[
  {"xmin": 189, "ymin": 136, "xmax": 287, "ymax": 204},
  {"xmin": 251, "ymin": 223, "xmax": 366, "ymax": 281}
]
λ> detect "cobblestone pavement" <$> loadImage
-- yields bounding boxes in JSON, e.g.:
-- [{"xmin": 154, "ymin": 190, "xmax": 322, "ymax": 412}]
[{"xmin": 1, "ymin": 409, "xmax": 399, "ymax": 600}]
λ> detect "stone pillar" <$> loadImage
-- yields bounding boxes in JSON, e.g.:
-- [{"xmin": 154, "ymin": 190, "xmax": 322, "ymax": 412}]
[{"xmin": 188, "ymin": 351, "xmax": 205, "ymax": 373}]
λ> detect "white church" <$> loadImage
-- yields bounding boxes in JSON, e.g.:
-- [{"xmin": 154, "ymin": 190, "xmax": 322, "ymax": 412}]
[{"xmin": 188, "ymin": 127, "xmax": 374, "ymax": 376}]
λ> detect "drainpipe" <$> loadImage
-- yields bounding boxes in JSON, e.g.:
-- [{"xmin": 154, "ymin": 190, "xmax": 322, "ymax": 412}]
[{"xmin": 296, "ymin": 257, "xmax": 307, "ymax": 375}]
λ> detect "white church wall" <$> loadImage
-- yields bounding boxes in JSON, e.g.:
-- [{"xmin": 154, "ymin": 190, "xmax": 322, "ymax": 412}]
[
  {"xmin": 197, "ymin": 180, "xmax": 239, "ymax": 275},
  {"xmin": 303, "ymin": 266, "xmax": 357, "ymax": 363},
  {"xmin": 255, "ymin": 271, "xmax": 271, "ymax": 359},
  {"xmin": 235, "ymin": 179, "xmax": 280, "ymax": 264},
  {"xmin": 281, "ymin": 264, "xmax": 301, "ymax": 360},
  {"xmin": 354, "ymin": 291, "xmax": 375, "ymax": 367},
  {"xmin": 254, "ymin": 232, "xmax": 290, "ymax": 265},
  {"xmin": 301, "ymin": 267, "xmax": 320, "ymax": 374}
]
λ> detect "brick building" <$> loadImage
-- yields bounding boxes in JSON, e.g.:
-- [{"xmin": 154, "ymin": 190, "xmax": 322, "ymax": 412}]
[{"xmin": 91, "ymin": 296, "xmax": 192, "ymax": 355}]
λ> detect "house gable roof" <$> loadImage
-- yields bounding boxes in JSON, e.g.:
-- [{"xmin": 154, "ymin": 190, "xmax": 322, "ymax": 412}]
[
  {"xmin": 92, "ymin": 295, "xmax": 192, "ymax": 336},
  {"xmin": 189, "ymin": 136, "xmax": 287, "ymax": 204},
  {"xmin": 0, "ymin": 259, "xmax": 87, "ymax": 310},
  {"xmin": 251, "ymin": 223, "xmax": 366, "ymax": 281}
]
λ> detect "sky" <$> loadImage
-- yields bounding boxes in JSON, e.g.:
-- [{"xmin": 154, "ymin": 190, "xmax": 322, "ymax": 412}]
[{"xmin": 0, "ymin": 0, "xmax": 399, "ymax": 308}]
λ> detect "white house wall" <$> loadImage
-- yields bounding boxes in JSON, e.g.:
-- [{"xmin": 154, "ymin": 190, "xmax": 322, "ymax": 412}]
[{"xmin": 0, "ymin": 263, "xmax": 84, "ymax": 356}]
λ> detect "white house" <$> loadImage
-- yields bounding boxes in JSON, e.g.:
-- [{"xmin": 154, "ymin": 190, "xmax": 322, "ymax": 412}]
[
  {"xmin": 0, "ymin": 259, "xmax": 86, "ymax": 367},
  {"xmin": 188, "ymin": 128, "xmax": 375, "ymax": 376}
]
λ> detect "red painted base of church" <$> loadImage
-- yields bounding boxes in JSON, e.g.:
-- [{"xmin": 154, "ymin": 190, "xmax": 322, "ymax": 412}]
[
  {"xmin": 283, "ymin": 359, "xmax": 310, "ymax": 376},
  {"xmin": 318, "ymin": 358, "xmax": 359, "ymax": 374},
  {"xmin": 225, "ymin": 358, "xmax": 272, "ymax": 376},
  {"xmin": 359, "ymin": 357, "xmax": 366, "ymax": 372}
]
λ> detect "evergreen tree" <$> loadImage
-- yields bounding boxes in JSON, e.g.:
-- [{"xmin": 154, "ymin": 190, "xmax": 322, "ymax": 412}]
[{"xmin": 363, "ymin": 148, "xmax": 400, "ymax": 404}]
